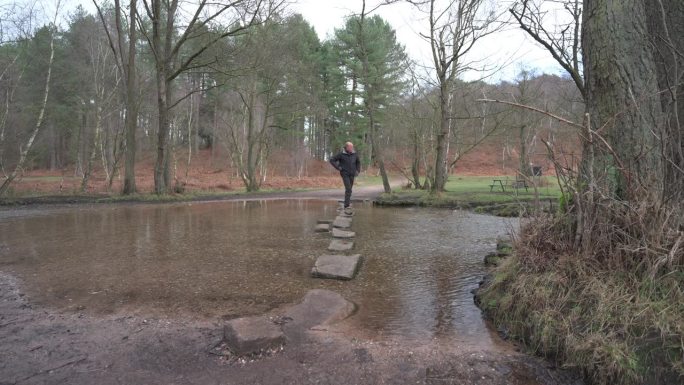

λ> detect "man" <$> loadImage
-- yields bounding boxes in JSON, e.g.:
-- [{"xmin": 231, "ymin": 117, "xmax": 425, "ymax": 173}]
[{"xmin": 329, "ymin": 142, "xmax": 361, "ymax": 214}]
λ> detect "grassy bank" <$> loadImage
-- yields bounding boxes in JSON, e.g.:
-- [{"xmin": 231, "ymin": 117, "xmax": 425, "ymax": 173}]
[
  {"xmin": 375, "ymin": 176, "xmax": 563, "ymax": 216},
  {"xmin": 476, "ymin": 218, "xmax": 683, "ymax": 384}
]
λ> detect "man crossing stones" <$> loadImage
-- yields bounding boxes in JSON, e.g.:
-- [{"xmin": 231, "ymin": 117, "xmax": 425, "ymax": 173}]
[{"xmin": 329, "ymin": 142, "xmax": 361, "ymax": 214}]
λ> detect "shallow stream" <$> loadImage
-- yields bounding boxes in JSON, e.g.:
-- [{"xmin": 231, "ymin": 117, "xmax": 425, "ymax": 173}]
[{"xmin": 0, "ymin": 199, "xmax": 516, "ymax": 347}]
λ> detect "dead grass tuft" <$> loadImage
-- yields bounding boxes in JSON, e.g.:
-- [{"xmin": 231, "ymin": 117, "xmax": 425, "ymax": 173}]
[{"xmin": 479, "ymin": 198, "xmax": 684, "ymax": 384}]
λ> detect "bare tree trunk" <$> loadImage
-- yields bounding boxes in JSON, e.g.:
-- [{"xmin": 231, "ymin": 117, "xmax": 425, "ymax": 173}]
[
  {"xmin": 81, "ymin": 107, "xmax": 102, "ymax": 192},
  {"xmin": 646, "ymin": 0, "xmax": 684, "ymax": 204},
  {"xmin": 119, "ymin": 0, "xmax": 139, "ymax": 195},
  {"xmin": 151, "ymin": 0, "xmax": 176, "ymax": 194},
  {"xmin": 433, "ymin": 79, "xmax": 451, "ymax": 192}
]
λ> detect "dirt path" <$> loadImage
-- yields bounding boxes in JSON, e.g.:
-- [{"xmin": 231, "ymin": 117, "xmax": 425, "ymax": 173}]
[
  {"xmin": 0, "ymin": 271, "xmax": 583, "ymax": 385},
  {"xmin": 0, "ymin": 180, "xmax": 394, "ymax": 209}
]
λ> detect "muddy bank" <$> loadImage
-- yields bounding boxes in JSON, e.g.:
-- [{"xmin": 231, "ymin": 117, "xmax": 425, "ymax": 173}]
[{"xmin": 0, "ymin": 272, "xmax": 583, "ymax": 385}]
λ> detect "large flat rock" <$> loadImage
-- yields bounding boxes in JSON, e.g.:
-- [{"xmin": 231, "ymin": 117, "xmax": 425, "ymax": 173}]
[
  {"xmin": 332, "ymin": 216, "xmax": 352, "ymax": 229},
  {"xmin": 314, "ymin": 223, "xmax": 330, "ymax": 233},
  {"xmin": 311, "ymin": 254, "xmax": 362, "ymax": 280},
  {"xmin": 328, "ymin": 239, "xmax": 354, "ymax": 251},
  {"xmin": 223, "ymin": 316, "xmax": 285, "ymax": 355},
  {"xmin": 332, "ymin": 228, "xmax": 355, "ymax": 239},
  {"xmin": 284, "ymin": 289, "xmax": 356, "ymax": 330},
  {"xmin": 317, "ymin": 219, "xmax": 333, "ymax": 225}
]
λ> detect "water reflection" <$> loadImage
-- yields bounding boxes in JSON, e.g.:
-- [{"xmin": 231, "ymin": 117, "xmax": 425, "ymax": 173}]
[{"xmin": 0, "ymin": 200, "xmax": 515, "ymax": 345}]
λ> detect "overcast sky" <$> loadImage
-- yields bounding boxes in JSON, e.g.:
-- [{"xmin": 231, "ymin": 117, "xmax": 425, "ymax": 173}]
[
  {"xmin": 289, "ymin": 0, "xmax": 566, "ymax": 82},
  {"xmin": 61, "ymin": 0, "xmax": 566, "ymax": 83}
]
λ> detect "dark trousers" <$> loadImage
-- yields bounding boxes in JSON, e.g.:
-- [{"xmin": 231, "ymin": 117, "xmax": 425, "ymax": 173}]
[{"xmin": 341, "ymin": 172, "xmax": 355, "ymax": 208}]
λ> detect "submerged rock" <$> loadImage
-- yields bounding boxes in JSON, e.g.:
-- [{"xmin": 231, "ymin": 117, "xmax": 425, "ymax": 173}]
[
  {"xmin": 311, "ymin": 254, "xmax": 362, "ymax": 280},
  {"xmin": 328, "ymin": 239, "xmax": 354, "ymax": 251},
  {"xmin": 315, "ymin": 223, "xmax": 331, "ymax": 233},
  {"xmin": 223, "ymin": 316, "xmax": 285, "ymax": 356}
]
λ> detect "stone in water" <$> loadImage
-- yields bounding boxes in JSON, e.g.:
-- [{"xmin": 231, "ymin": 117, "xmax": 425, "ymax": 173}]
[
  {"xmin": 332, "ymin": 216, "xmax": 352, "ymax": 229},
  {"xmin": 223, "ymin": 316, "xmax": 285, "ymax": 355},
  {"xmin": 283, "ymin": 289, "xmax": 356, "ymax": 329},
  {"xmin": 332, "ymin": 228, "xmax": 355, "ymax": 239},
  {"xmin": 315, "ymin": 223, "xmax": 330, "ymax": 233},
  {"xmin": 328, "ymin": 239, "xmax": 354, "ymax": 251},
  {"xmin": 311, "ymin": 254, "xmax": 362, "ymax": 280}
]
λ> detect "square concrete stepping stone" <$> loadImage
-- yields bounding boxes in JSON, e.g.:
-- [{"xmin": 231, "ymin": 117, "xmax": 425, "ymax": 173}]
[
  {"xmin": 332, "ymin": 228, "xmax": 355, "ymax": 239},
  {"xmin": 223, "ymin": 316, "xmax": 285, "ymax": 355},
  {"xmin": 314, "ymin": 223, "xmax": 330, "ymax": 232},
  {"xmin": 311, "ymin": 254, "xmax": 362, "ymax": 280},
  {"xmin": 283, "ymin": 289, "xmax": 356, "ymax": 330},
  {"xmin": 332, "ymin": 216, "xmax": 352, "ymax": 229},
  {"xmin": 328, "ymin": 239, "xmax": 354, "ymax": 251}
]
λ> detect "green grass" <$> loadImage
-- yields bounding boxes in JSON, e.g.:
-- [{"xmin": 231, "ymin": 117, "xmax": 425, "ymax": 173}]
[{"xmin": 377, "ymin": 175, "xmax": 563, "ymax": 208}]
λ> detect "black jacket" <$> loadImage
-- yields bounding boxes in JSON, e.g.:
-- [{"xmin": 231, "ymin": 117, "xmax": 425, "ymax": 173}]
[{"xmin": 329, "ymin": 150, "xmax": 360, "ymax": 176}]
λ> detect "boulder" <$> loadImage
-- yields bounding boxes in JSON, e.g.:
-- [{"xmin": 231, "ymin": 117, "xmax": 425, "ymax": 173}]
[
  {"xmin": 311, "ymin": 254, "xmax": 362, "ymax": 280},
  {"xmin": 328, "ymin": 239, "xmax": 354, "ymax": 251},
  {"xmin": 223, "ymin": 316, "xmax": 285, "ymax": 355}
]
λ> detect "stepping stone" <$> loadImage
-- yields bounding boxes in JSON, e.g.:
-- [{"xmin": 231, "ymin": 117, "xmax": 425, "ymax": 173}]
[
  {"xmin": 223, "ymin": 316, "xmax": 285, "ymax": 355},
  {"xmin": 311, "ymin": 254, "xmax": 362, "ymax": 280},
  {"xmin": 283, "ymin": 289, "xmax": 356, "ymax": 329},
  {"xmin": 332, "ymin": 216, "xmax": 352, "ymax": 229},
  {"xmin": 314, "ymin": 223, "xmax": 330, "ymax": 233},
  {"xmin": 317, "ymin": 219, "xmax": 333, "ymax": 225},
  {"xmin": 332, "ymin": 228, "xmax": 355, "ymax": 239},
  {"xmin": 328, "ymin": 239, "xmax": 354, "ymax": 251}
]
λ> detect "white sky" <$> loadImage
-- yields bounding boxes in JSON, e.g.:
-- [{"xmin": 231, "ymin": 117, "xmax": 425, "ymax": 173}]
[
  {"xmin": 290, "ymin": 0, "xmax": 567, "ymax": 82},
  {"xmin": 60, "ymin": 0, "xmax": 567, "ymax": 82}
]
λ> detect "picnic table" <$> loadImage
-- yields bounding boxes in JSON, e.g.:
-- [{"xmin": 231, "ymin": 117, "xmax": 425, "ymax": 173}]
[{"xmin": 489, "ymin": 177, "xmax": 529, "ymax": 193}]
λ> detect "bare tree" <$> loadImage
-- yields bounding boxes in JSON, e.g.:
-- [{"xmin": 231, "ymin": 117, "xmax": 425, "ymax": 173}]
[
  {"xmin": 80, "ymin": 26, "xmax": 122, "ymax": 192},
  {"xmin": 138, "ymin": 0, "xmax": 280, "ymax": 194},
  {"xmin": 0, "ymin": 1, "xmax": 61, "ymax": 196},
  {"xmin": 510, "ymin": 0, "xmax": 584, "ymax": 98},
  {"xmin": 93, "ymin": 0, "xmax": 140, "ymax": 195},
  {"xmin": 410, "ymin": 0, "xmax": 499, "ymax": 192}
]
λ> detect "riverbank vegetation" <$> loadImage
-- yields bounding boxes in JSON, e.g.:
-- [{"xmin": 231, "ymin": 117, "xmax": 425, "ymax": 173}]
[{"xmin": 477, "ymin": 0, "xmax": 684, "ymax": 384}]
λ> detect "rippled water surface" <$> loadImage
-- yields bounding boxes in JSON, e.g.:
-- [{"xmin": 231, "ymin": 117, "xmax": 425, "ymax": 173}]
[{"xmin": 0, "ymin": 200, "xmax": 516, "ymax": 343}]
